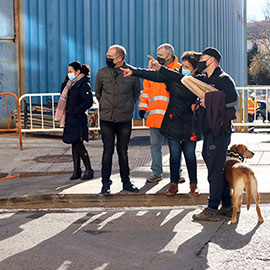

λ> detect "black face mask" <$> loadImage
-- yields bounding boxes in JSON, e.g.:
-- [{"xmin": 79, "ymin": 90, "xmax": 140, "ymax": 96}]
[
  {"xmin": 197, "ymin": 60, "xmax": 208, "ymax": 73},
  {"xmin": 157, "ymin": 56, "xmax": 167, "ymax": 65},
  {"xmin": 106, "ymin": 57, "xmax": 116, "ymax": 68}
]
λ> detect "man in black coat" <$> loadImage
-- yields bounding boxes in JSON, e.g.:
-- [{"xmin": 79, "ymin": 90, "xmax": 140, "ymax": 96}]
[
  {"xmin": 191, "ymin": 47, "xmax": 238, "ymax": 221},
  {"xmin": 95, "ymin": 45, "xmax": 141, "ymax": 195}
]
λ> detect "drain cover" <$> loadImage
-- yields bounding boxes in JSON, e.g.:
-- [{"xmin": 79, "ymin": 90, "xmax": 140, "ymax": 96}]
[{"xmin": 34, "ymin": 155, "xmax": 72, "ymax": 163}]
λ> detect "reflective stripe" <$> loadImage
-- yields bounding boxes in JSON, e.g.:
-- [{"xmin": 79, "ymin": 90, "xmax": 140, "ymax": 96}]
[
  {"xmin": 148, "ymin": 109, "xmax": 166, "ymax": 115},
  {"xmin": 148, "ymin": 96, "xmax": 169, "ymax": 103},
  {"xmin": 139, "ymin": 103, "xmax": 148, "ymax": 108},
  {"xmin": 140, "ymin": 93, "xmax": 149, "ymax": 98}
]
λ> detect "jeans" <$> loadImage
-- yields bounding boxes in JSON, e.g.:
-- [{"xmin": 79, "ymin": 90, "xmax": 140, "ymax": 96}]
[
  {"xmin": 202, "ymin": 132, "xmax": 231, "ymax": 211},
  {"xmin": 100, "ymin": 120, "xmax": 131, "ymax": 185},
  {"xmin": 150, "ymin": 128, "xmax": 164, "ymax": 176},
  {"xmin": 168, "ymin": 139, "xmax": 197, "ymax": 184}
]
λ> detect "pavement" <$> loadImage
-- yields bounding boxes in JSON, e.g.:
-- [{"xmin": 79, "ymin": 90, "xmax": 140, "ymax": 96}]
[
  {"xmin": 0, "ymin": 206, "xmax": 269, "ymax": 270},
  {"xmin": 0, "ymin": 130, "xmax": 270, "ymax": 209}
]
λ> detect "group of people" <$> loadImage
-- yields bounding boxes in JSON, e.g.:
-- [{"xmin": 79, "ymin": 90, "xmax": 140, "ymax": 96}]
[{"xmin": 56, "ymin": 43, "xmax": 238, "ymax": 222}]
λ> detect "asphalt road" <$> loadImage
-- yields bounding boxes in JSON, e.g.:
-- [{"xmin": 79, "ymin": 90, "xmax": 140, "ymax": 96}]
[{"xmin": 0, "ymin": 206, "xmax": 269, "ymax": 270}]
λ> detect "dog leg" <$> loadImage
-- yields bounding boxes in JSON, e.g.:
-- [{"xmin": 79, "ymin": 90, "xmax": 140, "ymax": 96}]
[
  {"xmin": 236, "ymin": 194, "xmax": 243, "ymax": 213},
  {"xmin": 231, "ymin": 192, "xmax": 239, "ymax": 224},
  {"xmin": 252, "ymin": 180, "xmax": 264, "ymax": 223}
]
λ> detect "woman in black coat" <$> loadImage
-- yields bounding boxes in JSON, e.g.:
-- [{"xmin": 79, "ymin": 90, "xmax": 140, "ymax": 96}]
[
  {"xmin": 122, "ymin": 51, "xmax": 201, "ymax": 196},
  {"xmin": 58, "ymin": 61, "xmax": 94, "ymax": 180}
]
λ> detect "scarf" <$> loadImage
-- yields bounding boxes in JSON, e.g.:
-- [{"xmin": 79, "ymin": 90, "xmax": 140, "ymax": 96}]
[{"xmin": 55, "ymin": 73, "xmax": 85, "ymax": 127}]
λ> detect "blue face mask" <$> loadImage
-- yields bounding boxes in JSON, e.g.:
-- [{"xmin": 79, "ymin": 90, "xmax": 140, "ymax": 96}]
[
  {"xmin": 181, "ymin": 69, "xmax": 192, "ymax": 76},
  {"xmin": 68, "ymin": 72, "xmax": 76, "ymax": 80}
]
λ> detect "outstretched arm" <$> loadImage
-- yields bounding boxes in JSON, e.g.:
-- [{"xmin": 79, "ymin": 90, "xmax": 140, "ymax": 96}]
[
  {"xmin": 159, "ymin": 66, "xmax": 184, "ymax": 84},
  {"xmin": 121, "ymin": 67, "xmax": 167, "ymax": 83}
]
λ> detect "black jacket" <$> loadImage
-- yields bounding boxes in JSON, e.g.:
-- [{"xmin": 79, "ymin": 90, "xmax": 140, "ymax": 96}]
[
  {"xmin": 95, "ymin": 63, "xmax": 141, "ymax": 122},
  {"xmin": 61, "ymin": 76, "xmax": 93, "ymax": 144},
  {"xmin": 132, "ymin": 68, "xmax": 199, "ymax": 141},
  {"xmin": 159, "ymin": 66, "xmax": 238, "ymax": 135}
]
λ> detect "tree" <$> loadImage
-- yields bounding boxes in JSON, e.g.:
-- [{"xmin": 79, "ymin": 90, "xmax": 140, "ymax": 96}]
[{"xmin": 248, "ymin": 0, "xmax": 270, "ymax": 85}]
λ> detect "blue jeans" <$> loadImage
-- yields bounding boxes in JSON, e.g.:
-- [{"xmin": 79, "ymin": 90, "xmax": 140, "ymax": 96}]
[
  {"xmin": 168, "ymin": 139, "xmax": 197, "ymax": 184},
  {"xmin": 149, "ymin": 128, "xmax": 164, "ymax": 177},
  {"xmin": 202, "ymin": 132, "xmax": 231, "ymax": 211}
]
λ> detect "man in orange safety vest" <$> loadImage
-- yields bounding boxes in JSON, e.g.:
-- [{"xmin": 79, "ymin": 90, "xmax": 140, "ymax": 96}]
[
  {"xmin": 139, "ymin": 43, "xmax": 185, "ymax": 183},
  {"xmin": 248, "ymin": 92, "xmax": 258, "ymax": 123}
]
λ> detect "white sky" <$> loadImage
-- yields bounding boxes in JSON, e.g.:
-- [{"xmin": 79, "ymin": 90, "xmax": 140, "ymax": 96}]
[{"xmin": 247, "ymin": 0, "xmax": 268, "ymax": 21}]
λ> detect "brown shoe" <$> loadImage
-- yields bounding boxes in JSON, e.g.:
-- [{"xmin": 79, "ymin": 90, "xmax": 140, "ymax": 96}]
[
  {"xmin": 166, "ymin": 183, "xmax": 178, "ymax": 196},
  {"xmin": 189, "ymin": 184, "xmax": 200, "ymax": 196}
]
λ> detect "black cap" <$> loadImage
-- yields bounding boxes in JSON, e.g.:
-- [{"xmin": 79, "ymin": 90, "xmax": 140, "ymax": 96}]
[{"xmin": 201, "ymin": 47, "xmax": 221, "ymax": 62}]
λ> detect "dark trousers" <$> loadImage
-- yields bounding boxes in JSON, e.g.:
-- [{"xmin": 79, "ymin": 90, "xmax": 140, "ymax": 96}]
[
  {"xmin": 168, "ymin": 139, "xmax": 197, "ymax": 184},
  {"xmin": 100, "ymin": 120, "xmax": 131, "ymax": 185},
  {"xmin": 202, "ymin": 132, "xmax": 231, "ymax": 211}
]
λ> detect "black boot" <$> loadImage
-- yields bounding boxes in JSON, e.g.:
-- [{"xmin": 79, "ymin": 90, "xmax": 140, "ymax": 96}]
[
  {"xmin": 70, "ymin": 147, "xmax": 81, "ymax": 180},
  {"xmin": 80, "ymin": 150, "xmax": 94, "ymax": 180}
]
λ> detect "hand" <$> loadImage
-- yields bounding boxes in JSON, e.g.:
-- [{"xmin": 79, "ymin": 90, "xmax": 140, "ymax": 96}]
[
  {"xmin": 120, "ymin": 68, "xmax": 132, "ymax": 77},
  {"xmin": 139, "ymin": 110, "xmax": 146, "ymax": 119},
  {"xmin": 200, "ymin": 97, "xmax": 206, "ymax": 108},
  {"xmin": 147, "ymin": 55, "xmax": 161, "ymax": 71}
]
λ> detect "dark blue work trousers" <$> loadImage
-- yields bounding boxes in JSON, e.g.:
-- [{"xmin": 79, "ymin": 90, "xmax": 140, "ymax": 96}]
[{"xmin": 202, "ymin": 132, "xmax": 232, "ymax": 211}]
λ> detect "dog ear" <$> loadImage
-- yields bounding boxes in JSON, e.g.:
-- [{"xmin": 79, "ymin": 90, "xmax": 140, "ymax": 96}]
[{"xmin": 230, "ymin": 144, "xmax": 238, "ymax": 152}]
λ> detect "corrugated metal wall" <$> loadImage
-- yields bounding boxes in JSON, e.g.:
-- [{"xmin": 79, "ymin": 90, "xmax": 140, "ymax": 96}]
[
  {"xmin": 0, "ymin": 0, "xmax": 17, "ymax": 125},
  {"xmin": 22, "ymin": 0, "xmax": 246, "ymax": 97}
]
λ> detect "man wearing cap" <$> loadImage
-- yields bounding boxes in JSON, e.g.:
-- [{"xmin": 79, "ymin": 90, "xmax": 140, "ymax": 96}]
[{"xmin": 191, "ymin": 47, "xmax": 238, "ymax": 221}]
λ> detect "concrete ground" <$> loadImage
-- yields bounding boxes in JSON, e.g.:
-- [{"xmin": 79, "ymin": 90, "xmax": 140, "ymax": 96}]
[
  {"xmin": 0, "ymin": 130, "xmax": 270, "ymax": 199},
  {"xmin": 0, "ymin": 206, "xmax": 269, "ymax": 270}
]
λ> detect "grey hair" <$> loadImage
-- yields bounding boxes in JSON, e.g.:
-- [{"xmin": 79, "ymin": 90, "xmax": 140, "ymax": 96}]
[
  {"xmin": 109, "ymin": 44, "xmax": 127, "ymax": 60},
  {"xmin": 157, "ymin": 43, "xmax": 175, "ymax": 56}
]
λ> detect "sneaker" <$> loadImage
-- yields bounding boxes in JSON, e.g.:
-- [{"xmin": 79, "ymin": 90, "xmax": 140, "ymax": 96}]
[
  {"xmin": 101, "ymin": 180, "xmax": 112, "ymax": 195},
  {"xmin": 123, "ymin": 182, "xmax": 139, "ymax": 193},
  {"xmin": 146, "ymin": 174, "xmax": 162, "ymax": 183},
  {"xmin": 189, "ymin": 184, "xmax": 200, "ymax": 196},
  {"xmin": 218, "ymin": 206, "xmax": 233, "ymax": 217},
  {"xmin": 192, "ymin": 208, "xmax": 220, "ymax": 222},
  {"xmin": 166, "ymin": 183, "xmax": 178, "ymax": 196},
  {"xmin": 179, "ymin": 176, "xmax": 186, "ymax": 184}
]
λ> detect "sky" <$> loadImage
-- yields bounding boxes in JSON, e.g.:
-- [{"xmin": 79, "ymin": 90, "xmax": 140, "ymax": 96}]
[{"xmin": 247, "ymin": 0, "xmax": 268, "ymax": 21}]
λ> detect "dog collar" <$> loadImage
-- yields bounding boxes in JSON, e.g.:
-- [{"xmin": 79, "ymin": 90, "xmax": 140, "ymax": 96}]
[{"xmin": 226, "ymin": 150, "xmax": 245, "ymax": 162}]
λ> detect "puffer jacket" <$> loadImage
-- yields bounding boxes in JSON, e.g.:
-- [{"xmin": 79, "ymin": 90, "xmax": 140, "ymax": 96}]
[
  {"xmin": 95, "ymin": 62, "xmax": 141, "ymax": 122},
  {"xmin": 132, "ymin": 68, "xmax": 199, "ymax": 141},
  {"xmin": 138, "ymin": 56, "xmax": 181, "ymax": 128},
  {"xmin": 61, "ymin": 76, "xmax": 93, "ymax": 144}
]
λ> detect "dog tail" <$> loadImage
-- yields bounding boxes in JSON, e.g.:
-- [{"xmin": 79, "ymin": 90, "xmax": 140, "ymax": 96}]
[{"xmin": 244, "ymin": 173, "xmax": 252, "ymax": 210}]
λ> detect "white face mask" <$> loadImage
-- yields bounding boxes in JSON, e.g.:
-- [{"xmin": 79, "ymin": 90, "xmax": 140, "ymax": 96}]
[{"xmin": 68, "ymin": 72, "xmax": 76, "ymax": 80}]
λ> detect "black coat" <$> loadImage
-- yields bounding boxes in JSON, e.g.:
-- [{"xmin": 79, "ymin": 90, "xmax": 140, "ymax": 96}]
[
  {"xmin": 132, "ymin": 68, "xmax": 199, "ymax": 141},
  {"xmin": 61, "ymin": 76, "xmax": 93, "ymax": 144}
]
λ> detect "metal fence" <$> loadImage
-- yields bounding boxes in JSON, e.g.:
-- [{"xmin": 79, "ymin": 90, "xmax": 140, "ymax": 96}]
[
  {"xmin": 13, "ymin": 86, "xmax": 270, "ymax": 134},
  {"xmin": 18, "ymin": 93, "xmax": 146, "ymax": 134}
]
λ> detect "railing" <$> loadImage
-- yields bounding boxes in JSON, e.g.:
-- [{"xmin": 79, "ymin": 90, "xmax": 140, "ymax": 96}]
[
  {"xmin": 235, "ymin": 86, "xmax": 270, "ymax": 132},
  {"xmin": 0, "ymin": 93, "xmax": 23, "ymax": 150},
  {"xmin": 18, "ymin": 93, "xmax": 147, "ymax": 133},
  {"xmin": 15, "ymin": 87, "xmax": 270, "ymax": 134}
]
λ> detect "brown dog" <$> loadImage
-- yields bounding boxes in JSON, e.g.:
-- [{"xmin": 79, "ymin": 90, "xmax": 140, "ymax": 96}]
[{"xmin": 225, "ymin": 144, "xmax": 264, "ymax": 224}]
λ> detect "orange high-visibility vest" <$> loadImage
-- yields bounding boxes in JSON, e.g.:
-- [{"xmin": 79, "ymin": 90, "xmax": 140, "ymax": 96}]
[
  {"xmin": 248, "ymin": 98, "xmax": 257, "ymax": 115},
  {"xmin": 138, "ymin": 56, "xmax": 181, "ymax": 128}
]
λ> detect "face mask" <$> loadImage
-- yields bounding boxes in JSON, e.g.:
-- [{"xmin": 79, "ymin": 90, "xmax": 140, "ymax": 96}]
[
  {"xmin": 68, "ymin": 72, "xmax": 76, "ymax": 80},
  {"xmin": 182, "ymin": 69, "xmax": 192, "ymax": 76},
  {"xmin": 197, "ymin": 60, "xmax": 208, "ymax": 73},
  {"xmin": 106, "ymin": 57, "xmax": 116, "ymax": 68},
  {"xmin": 157, "ymin": 56, "xmax": 167, "ymax": 65}
]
